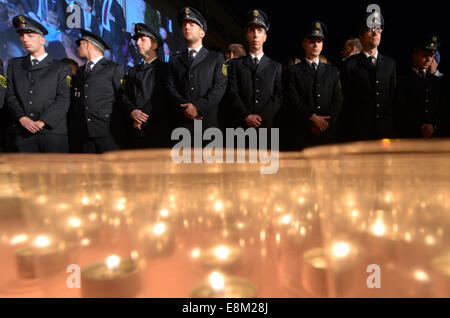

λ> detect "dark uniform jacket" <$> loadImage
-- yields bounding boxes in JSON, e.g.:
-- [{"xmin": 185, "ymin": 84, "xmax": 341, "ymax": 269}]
[
  {"xmin": 6, "ymin": 55, "xmax": 71, "ymax": 136},
  {"xmin": 339, "ymin": 52, "xmax": 397, "ymax": 141},
  {"xmin": 70, "ymin": 57, "xmax": 125, "ymax": 140},
  {"xmin": 395, "ymin": 69, "xmax": 443, "ymax": 138},
  {"xmin": 285, "ymin": 61, "xmax": 343, "ymax": 148},
  {"xmin": 121, "ymin": 58, "xmax": 170, "ymax": 148},
  {"xmin": 228, "ymin": 54, "xmax": 283, "ymax": 129},
  {"xmin": 167, "ymin": 47, "xmax": 228, "ymax": 131}
]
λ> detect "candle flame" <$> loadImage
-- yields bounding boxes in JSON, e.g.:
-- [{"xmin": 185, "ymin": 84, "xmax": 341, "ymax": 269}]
[
  {"xmin": 214, "ymin": 245, "xmax": 230, "ymax": 260},
  {"xmin": 209, "ymin": 272, "xmax": 225, "ymax": 291},
  {"xmin": 332, "ymin": 241, "xmax": 351, "ymax": 258},
  {"xmin": 81, "ymin": 196, "xmax": 90, "ymax": 205},
  {"xmin": 413, "ymin": 270, "xmax": 429, "ymax": 282},
  {"xmin": 160, "ymin": 209, "xmax": 169, "ymax": 217},
  {"xmin": 214, "ymin": 201, "xmax": 224, "ymax": 212},
  {"xmin": 68, "ymin": 217, "xmax": 82, "ymax": 228},
  {"xmin": 153, "ymin": 222, "xmax": 166, "ymax": 236},
  {"xmin": 106, "ymin": 255, "xmax": 121, "ymax": 270},
  {"xmin": 191, "ymin": 248, "xmax": 201, "ymax": 259},
  {"xmin": 281, "ymin": 215, "xmax": 291, "ymax": 225},
  {"xmin": 371, "ymin": 219, "xmax": 386, "ymax": 236},
  {"xmin": 10, "ymin": 234, "xmax": 28, "ymax": 245},
  {"xmin": 34, "ymin": 235, "xmax": 51, "ymax": 248}
]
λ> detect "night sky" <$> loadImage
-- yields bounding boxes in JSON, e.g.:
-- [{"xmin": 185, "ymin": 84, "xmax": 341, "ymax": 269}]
[{"xmin": 217, "ymin": 0, "xmax": 448, "ymax": 74}]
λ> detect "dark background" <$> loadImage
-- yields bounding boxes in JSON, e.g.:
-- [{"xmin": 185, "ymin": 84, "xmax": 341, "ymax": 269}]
[{"xmin": 217, "ymin": 0, "xmax": 448, "ymax": 74}]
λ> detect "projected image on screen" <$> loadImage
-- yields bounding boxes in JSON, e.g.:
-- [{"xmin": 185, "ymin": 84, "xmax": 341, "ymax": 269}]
[{"xmin": 0, "ymin": 0, "xmax": 185, "ymax": 69}]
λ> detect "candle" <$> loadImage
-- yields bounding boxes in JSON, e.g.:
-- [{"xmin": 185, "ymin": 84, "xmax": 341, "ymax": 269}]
[
  {"xmin": 197, "ymin": 245, "xmax": 242, "ymax": 272},
  {"xmin": 139, "ymin": 222, "xmax": 175, "ymax": 258},
  {"xmin": 81, "ymin": 255, "xmax": 140, "ymax": 298},
  {"xmin": 15, "ymin": 235, "xmax": 68, "ymax": 279},
  {"xmin": 62, "ymin": 216, "xmax": 101, "ymax": 246},
  {"xmin": 302, "ymin": 248, "xmax": 328, "ymax": 297},
  {"xmin": 190, "ymin": 271, "xmax": 257, "ymax": 298}
]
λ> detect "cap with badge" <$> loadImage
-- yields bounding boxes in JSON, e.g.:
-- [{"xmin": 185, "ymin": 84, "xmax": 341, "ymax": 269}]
[
  {"xmin": 415, "ymin": 34, "xmax": 441, "ymax": 52},
  {"xmin": 177, "ymin": 7, "xmax": 207, "ymax": 32},
  {"xmin": 13, "ymin": 15, "xmax": 48, "ymax": 36},
  {"xmin": 246, "ymin": 9, "xmax": 270, "ymax": 31},
  {"xmin": 76, "ymin": 29, "xmax": 110, "ymax": 52},
  {"xmin": 132, "ymin": 23, "xmax": 163, "ymax": 47},
  {"xmin": 305, "ymin": 21, "xmax": 327, "ymax": 40}
]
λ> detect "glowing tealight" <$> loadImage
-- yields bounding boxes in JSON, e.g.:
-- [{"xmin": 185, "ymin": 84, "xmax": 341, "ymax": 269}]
[
  {"xmin": 160, "ymin": 209, "xmax": 169, "ymax": 217},
  {"xmin": 214, "ymin": 201, "xmax": 224, "ymax": 211},
  {"xmin": 106, "ymin": 255, "xmax": 121, "ymax": 270},
  {"xmin": 191, "ymin": 248, "xmax": 201, "ymax": 259},
  {"xmin": 281, "ymin": 215, "xmax": 291, "ymax": 225},
  {"xmin": 371, "ymin": 220, "xmax": 386, "ymax": 236},
  {"xmin": 68, "ymin": 217, "xmax": 82, "ymax": 228},
  {"xmin": 413, "ymin": 270, "xmax": 429, "ymax": 282},
  {"xmin": 332, "ymin": 241, "xmax": 351, "ymax": 258},
  {"xmin": 214, "ymin": 246, "xmax": 230, "ymax": 260},
  {"xmin": 34, "ymin": 235, "xmax": 51, "ymax": 248},
  {"xmin": 153, "ymin": 222, "xmax": 166, "ymax": 236},
  {"xmin": 81, "ymin": 197, "xmax": 90, "ymax": 205},
  {"xmin": 10, "ymin": 234, "xmax": 28, "ymax": 245},
  {"xmin": 209, "ymin": 272, "xmax": 225, "ymax": 291}
]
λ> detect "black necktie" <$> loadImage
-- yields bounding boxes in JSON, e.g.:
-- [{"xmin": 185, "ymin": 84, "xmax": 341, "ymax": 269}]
[
  {"xmin": 419, "ymin": 70, "xmax": 426, "ymax": 79},
  {"xmin": 368, "ymin": 56, "xmax": 377, "ymax": 67},
  {"xmin": 85, "ymin": 61, "xmax": 93, "ymax": 75},
  {"xmin": 253, "ymin": 57, "xmax": 259, "ymax": 66},
  {"xmin": 32, "ymin": 59, "xmax": 39, "ymax": 67},
  {"xmin": 311, "ymin": 62, "xmax": 318, "ymax": 72},
  {"xmin": 189, "ymin": 50, "xmax": 196, "ymax": 64}
]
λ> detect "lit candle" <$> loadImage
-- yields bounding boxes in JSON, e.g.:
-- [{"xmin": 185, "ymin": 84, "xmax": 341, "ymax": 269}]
[
  {"xmin": 62, "ymin": 216, "xmax": 101, "ymax": 245},
  {"xmin": 197, "ymin": 245, "xmax": 242, "ymax": 272},
  {"xmin": 190, "ymin": 271, "xmax": 257, "ymax": 298},
  {"xmin": 302, "ymin": 248, "xmax": 328, "ymax": 297},
  {"xmin": 81, "ymin": 255, "xmax": 140, "ymax": 298},
  {"xmin": 15, "ymin": 235, "xmax": 68, "ymax": 279},
  {"xmin": 139, "ymin": 222, "xmax": 175, "ymax": 258}
]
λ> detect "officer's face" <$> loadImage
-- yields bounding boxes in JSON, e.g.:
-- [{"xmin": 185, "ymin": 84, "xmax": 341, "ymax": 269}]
[
  {"xmin": 302, "ymin": 38, "xmax": 323, "ymax": 58},
  {"xmin": 182, "ymin": 21, "xmax": 205, "ymax": 45},
  {"xmin": 77, "ymin": 40, "xmax": 88, "ymax": 59},
  {"xmin": 19, "ymin": 32, "xmax": 45, "ymax": 54},
  {"xmin": 136, "ymin": 36, "xmax": 157, "ymax": 57},
  {"xmin": 412, "ymin": 50, "xmax": 434, "ymax": 70},
  {"xmin": 246, "ymin": 25, "xmax": 267, "ymax": 51},
  {"xmin": 360, "ymin": 27, "xmax": 382, "ymax": 49}
]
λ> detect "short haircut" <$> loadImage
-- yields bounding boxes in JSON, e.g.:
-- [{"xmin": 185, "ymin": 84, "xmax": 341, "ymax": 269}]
[
  {"xmin": 347, "ymin": 38, "xmax": 362, "ymax": 51},
  {"xmin": 227, "ymin": 43, "xmax": 246, "ymax": 58}
]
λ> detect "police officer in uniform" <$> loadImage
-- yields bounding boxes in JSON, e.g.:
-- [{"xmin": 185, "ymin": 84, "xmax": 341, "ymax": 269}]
[
  {"xmin": 228, "ymin": 9, "xmax": 283, "ymax": 141},
  {"xmin": 339, "ymin": 8, "xmax": 397, "ymax": 141},
  {"xmin": 121, "ymin": 23, "xmax": 170, "ymax": 149},
  {"xmin": 167, "ymin": 7, "xmax": 228, "ymax": 142},
  {"xmin": 285, "ymin": 21, "xmax": 343, "ymax": 149},
  {"xmin": 6, "ymin": 15, "xmax": 71, "ymax": 153},
  {"xmin": 395, "ymin": 35, "xmax": 444, "ymax": 138},
  {"xmin": 70, "ymin": 29, "xmax": 126, "ymax": 154}
]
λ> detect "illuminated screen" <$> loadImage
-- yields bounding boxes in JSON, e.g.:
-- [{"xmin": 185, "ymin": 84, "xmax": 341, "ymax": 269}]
[{"xmin": 0, "ymin": 0, "xmax": 185, "ymax": 69}]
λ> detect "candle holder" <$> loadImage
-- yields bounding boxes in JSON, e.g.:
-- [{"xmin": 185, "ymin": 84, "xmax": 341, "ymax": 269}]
[
  {"xmin": 15, "ymin": 235, "xmax": 69, "ymax": 279},
  {"xmin": 303, "ymin": 139, "xmax": 450, "ymax": 297},
  {"xmin": 190, "ymin": 271, "xmax": 257, "ymax": 298},
  {"xmin": 81, "ymin": 255, "xmax": 140, "ymax": 298},
  {"xmin": 302, "ymin": 247, "xmax": 328, "ymax": 297}
]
